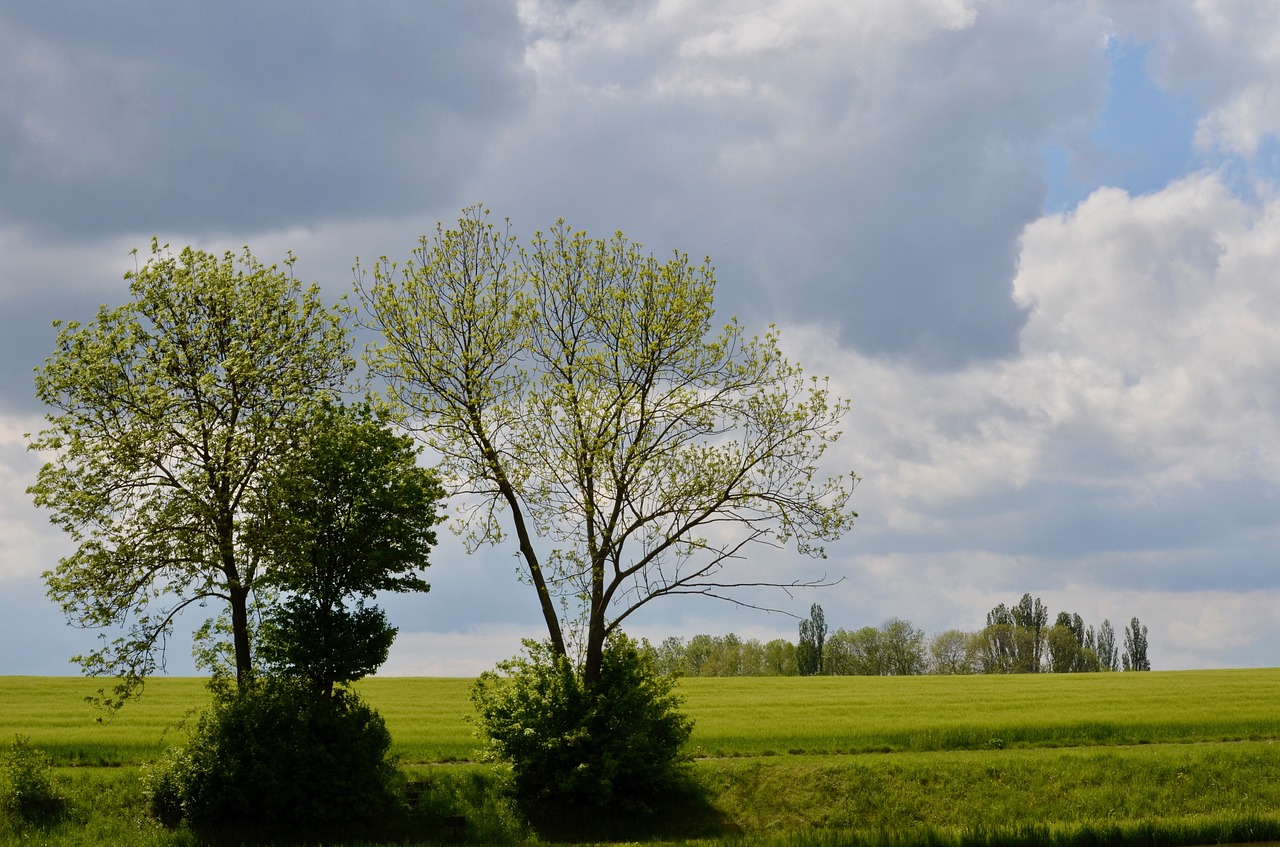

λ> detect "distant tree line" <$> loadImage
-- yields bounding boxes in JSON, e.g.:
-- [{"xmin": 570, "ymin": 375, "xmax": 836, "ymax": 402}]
[{"xmin": 650, "ymin": 597, "xmax": 1151, "ymax": 677}]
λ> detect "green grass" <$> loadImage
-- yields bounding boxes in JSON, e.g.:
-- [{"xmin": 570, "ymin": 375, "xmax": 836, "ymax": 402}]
[
  {"xmin": 0, "ymin": 677, "xmax": 210, "ymax": 765},
  {"xmin": 4, "ymin": 669, "xmax": 1280, "ymax": 845},
  {"xmin": 6, "ymin": 669, "xmax": 1279, "ymax": 764},
  {"xmin": 354, "ymin": 677, "xmax": 482, "ymax": 762},
  {"xmin": 676, "ymin": 670, "xmax": 1280, "ymax": 756},
  {"xmin": 0, "ymin": 676, "xmax": 481, "ymax": 765},
  {"xmin": 696, "ymin": 742, "xmax": 1280, "ymax": 833}
]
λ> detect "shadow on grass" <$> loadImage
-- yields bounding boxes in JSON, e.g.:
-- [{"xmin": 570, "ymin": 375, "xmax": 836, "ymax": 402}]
[
  {"xmin": 517, "ymin": 773, "xmax": 742, "ymax": 843},
  {"xmin": 170, "ymin": 767, "xmax": 742, "ymax": 846}
]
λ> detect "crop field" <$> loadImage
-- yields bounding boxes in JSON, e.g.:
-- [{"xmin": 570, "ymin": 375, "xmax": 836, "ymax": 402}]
[
  {"xmin": 6, "ymin": 669, "xmax": 1280, "ymax": 765},
  {"xmin": 3, "ymin": 668, "xmax": 1280, "ymax": 846},
  {"xmin": 678, "ymin": 669, "xmax": 1280, "ymax": 755}
]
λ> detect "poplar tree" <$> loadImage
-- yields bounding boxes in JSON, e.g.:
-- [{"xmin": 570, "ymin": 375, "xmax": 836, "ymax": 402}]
[{"xmin": 1122, "ymin": 616, "xmax": 1151, "ymax": 671}]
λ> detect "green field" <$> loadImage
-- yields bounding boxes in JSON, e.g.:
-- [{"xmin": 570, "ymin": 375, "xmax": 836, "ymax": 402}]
[
  {"xmin": 7, "ymin": 669, "xmax": 1280, "ymax": 765},
  {"xmin": 3, "ymin": 669, "xmax": 1280, "ymax": 845}
]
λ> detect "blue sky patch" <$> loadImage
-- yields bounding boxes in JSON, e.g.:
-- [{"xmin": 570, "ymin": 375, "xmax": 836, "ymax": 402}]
[{"xmin": 1043, "ymin": 39, "xmax": 1201, "ymax": 213}]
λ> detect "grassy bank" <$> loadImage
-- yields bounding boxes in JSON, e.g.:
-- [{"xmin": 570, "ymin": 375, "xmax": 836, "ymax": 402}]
[{"xmin": 8, "ymin": 742, "xmax": 1280, "ymax": 846}]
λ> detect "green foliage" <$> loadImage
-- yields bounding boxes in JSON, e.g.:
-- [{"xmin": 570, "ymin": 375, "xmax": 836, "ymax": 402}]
[
  {"xmin": 0, "ymin": 735, "xmax": 67, "ymax": 826},
  {"xmin": 979, "ymin": 597, "xmax": 1134, "ymax": 675},
  {"xmin": 827, "ymin": 618, "xmax": 928, "ymax": 676},
  {"xmin": 1046, "ymin": 615, "xmax": 1103, "ymax": 674},
  {"xmin": 252, "ymin": 400, "xmax": 441, "ymax": 603},
  {"xmin": 981, "ymin": 595, "xmax": 1049, "ymax": 673},
  {"xmin": 928, "ymin": 629, "xmax": 983, "ymax": 674},
  {"xmin": 798, "ymin": 603, "xmax": 827, "ymax": 675},
  {"xmin": 259, "ymin": 600, "xmax": 396, "ymax": 693},
  {"xmin": 405, "ymin": 765, "xmax": 529, "ymax": 845},
  {"xmin": 30, "ymin": 239, "xmax": 353, "ymax": 704},
  {"xmin": 1123, "ymin": 617, "xmax": 1151, "ymax": 671},
  {"xmin": 143, "ymin": 679, "xmax": 400, "ymax": 837},
  {"xmin": 470, "ymin": 635, "xmax": 693, "ymax": 812},
  {"xmin": 1096, "ymin": 618, "xmax": 1120, "ymax": 671},
  {"xmin": 253, "ymin": 400, "xmax": 443, "ymax": 694}
]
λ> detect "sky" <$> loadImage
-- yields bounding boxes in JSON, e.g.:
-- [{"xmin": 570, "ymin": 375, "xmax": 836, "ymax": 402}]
[{"xmin": 3, "ymin": 0, "xmax": 1280, "ymax": 676}]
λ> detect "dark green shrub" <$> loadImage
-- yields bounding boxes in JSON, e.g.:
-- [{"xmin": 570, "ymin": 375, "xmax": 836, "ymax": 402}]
[
  {"xmin": 0, "ymin": 735, "xmax": 67, "ymax": 826},
  {"xmin": 471, "ymin": 634, "xmax": 693, "ymax": 813},
  {"xmin": 144, "ymin": 679, "xmax": 400, "ymax": 837}
]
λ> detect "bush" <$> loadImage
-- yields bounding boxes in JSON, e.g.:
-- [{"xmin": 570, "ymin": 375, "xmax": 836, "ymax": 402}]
[
  {"xmin": 144, "ymin": 679, "xmax": 400, "ymax": 837},
  {"xmin": 0, "ymin": 735, "xmax": 67, "ymax": 826},
  {"xmin": 471, "ymin": 634, "xmax": 693, "ymax": 813}
]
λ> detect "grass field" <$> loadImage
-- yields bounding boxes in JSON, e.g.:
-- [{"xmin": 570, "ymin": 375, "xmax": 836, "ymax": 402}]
[
  {"xmin": 3, "ymin": 669, "xmax": 1280, "ymax": 845},
  {"xmin": 6, "ymin": 669, "xmax": 1280, "ymax": 764}
]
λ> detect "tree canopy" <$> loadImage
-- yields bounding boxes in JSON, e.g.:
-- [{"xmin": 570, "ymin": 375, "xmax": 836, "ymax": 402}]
[
  {"xmin": 29, "ymin": 241, "xmax": 353, "ymax": 707},
  {"xmin": 254, "ymin": 401, "xmax": 445, "ymax": 695},
  {"xmin": 357, "ymin": 207, "xmax": 857, "ymax": 684}
]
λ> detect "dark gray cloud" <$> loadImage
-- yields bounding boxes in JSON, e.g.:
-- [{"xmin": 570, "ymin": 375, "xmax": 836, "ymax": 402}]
[
  {"xmin": 470, "ymin": 1, "xmax": 1107, "ymax": 368},
  {"xmin": 0, "ymin": 1, "xmax": 526, "ymax": 238},
  {"xmin": 0, "ymin": 296, "xmax": 65, "ymax": 415}
]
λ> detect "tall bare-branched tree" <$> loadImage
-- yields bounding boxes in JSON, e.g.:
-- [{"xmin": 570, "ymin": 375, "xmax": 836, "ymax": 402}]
[{"xmin": 357, "ymin": 207, "xmax": 857, "ymax": 685}]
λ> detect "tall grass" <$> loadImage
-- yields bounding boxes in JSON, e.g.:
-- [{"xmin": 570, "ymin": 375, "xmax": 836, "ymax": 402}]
[{"xmin": 0, "ymin": 677, "xmax": 209, "ymax": 765}]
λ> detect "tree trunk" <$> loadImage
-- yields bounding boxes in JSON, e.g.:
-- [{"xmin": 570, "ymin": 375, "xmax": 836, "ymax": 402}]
[
  {"xmin": 583, "ymin": 622, "xmax": 605, "ymax": 688},
  {"xmin": 230, "ymin": 582, "xmax": 253, "ymax": 687}
]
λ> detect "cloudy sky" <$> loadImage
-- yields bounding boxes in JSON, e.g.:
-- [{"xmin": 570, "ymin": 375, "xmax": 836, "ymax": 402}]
[{"xmin": 3, "ymin": 0, "xmax": 1280, "ymax": 676}]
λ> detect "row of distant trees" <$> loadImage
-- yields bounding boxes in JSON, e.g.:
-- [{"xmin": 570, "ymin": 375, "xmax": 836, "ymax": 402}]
[{"xmin": 649, "ymin": 595, "xmax": 1151, "ymax": 677}]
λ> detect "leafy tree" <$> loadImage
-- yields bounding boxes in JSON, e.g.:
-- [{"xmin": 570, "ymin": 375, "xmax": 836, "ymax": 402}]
[
  {"xmin": 979, "ymin": 604, "xmax": 1018, "ymax": 673},
  {"xmin": 1122, "ymin": 616, "xmax": 1151, "ymax": 671},
  {"xmin": 928, "ymin": 629, "xmax": 981, "ymax": 674},
  {"xmin": 981, "ymin": 595, "xmax": 1048, "ymax": 673},
  {"xmin": 253, "ymin": 402, "xmax": 444, "ymax": 695},
  {"xmin": 1011, "ymin": 594, "xmax": 1049, "ymax": 672},
  {"xmin": 652, "ymin": 636, "xmax": 687, "ymax": 678},
  {"xmin": 357, "ymin": 208, "xmax": 856, "ymax": 686},
  {"xmin": 29, "ymin": 241, "xmax": 352, "ymax": 706},
  {"xmin": 811, "ymin": 604, "xmax": 828, "ymax": 673},
  {"xmin": 762, "ymin": 638, "xmax": 798, "ymax": 676},
  {"xmin": 671, "ymin": 634, "xmax": 771, "ymax": 677},
  {"xmin": 738, "ymin": 638, "xmax": 768, "ymax": 676},
  {"xmin": 1047, "ymin": 612, "xmax": 1102, "ymax": 673},
  {"xmin": 826, "ymin": 619, "xmax": 925, "ymax": 676},
  {"xmin": 708, "ymin": 633, "xmax": 745, "ymax": 676},
  {"xmin": 879, "ymin": 617, "xmax": 927, "ymax": 676},
  {"xmin": 1096, "ymin": 619, "xmax": 1120, "ymax": 671},
  {"xmin": 797, "ymin": 604, "xmax": 828, "ymax": 675},
  {"xmin": 824, "ymin": 626, "xmax": 879, "ymax": 675},
  {"xmin": 1046, "ymin": 621, "xmax": 1080, "ymax": 673},
  {"xmin": 683, "ymin": 634, "xmax": 715, "ymax": 676}
]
